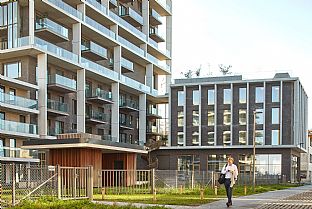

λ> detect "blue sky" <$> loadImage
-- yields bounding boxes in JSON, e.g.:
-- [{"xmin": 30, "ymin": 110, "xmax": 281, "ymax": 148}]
[{"xmin": 172, "ymin": 0, "xmax": 312, "ymax": 128}]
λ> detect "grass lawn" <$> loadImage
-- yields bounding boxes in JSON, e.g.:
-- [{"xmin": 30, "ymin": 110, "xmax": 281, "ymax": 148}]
[{"xmin": 94, "ymin": 184, "xmax": 300, "ymax": 206}]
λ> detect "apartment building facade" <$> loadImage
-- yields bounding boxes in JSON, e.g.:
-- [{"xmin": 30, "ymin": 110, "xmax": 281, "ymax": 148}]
[
  {"xmin": 153, "ymin": 73, "xmax": 308, "ymax": 182},
  {"xmin": 0, "ymin": 0, "xmax": 171, "ymax": 181}
]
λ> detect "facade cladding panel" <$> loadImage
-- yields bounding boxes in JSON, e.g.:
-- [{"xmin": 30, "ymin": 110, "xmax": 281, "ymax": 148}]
[{"xmin": 158, "ymin": 74, "xmax": 308, "ymax": 182}]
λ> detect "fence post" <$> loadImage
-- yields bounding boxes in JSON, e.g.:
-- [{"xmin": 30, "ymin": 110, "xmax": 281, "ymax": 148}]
[
  {"xmin": 211, "ymin": 171, "xmax": 214, "ymax": 188},
  {"xmin": 200, "ymin": 187, "xmax": 204, "ymax": 200},
  {"xmin": 153, "ymin": 188, "xmax": 156, "ymax": 202},
  {"xmin": 191, "ymin": 170, "xmax": 194, "ymax": 189},
  {"xmin": 12, "ymin": 163, "xmax": 16, "ymax": 206},
  {"xmin": 214, "ymin": 185, "xmax": 217, "ymax": 196},
  {"xmin": 175, "ymin": 170, "xmax": 178, "ymax": 189},
  {"xmin": 88, "ymin": 166, "xmax": 94, "ymax": 200},
  {"xmin": 244, "ymin": 185, "xmax": 247, "ymax": 195},
  {"xmin": 73, "ymin": 168, "xmax": 77, "ymax": 199},
  {"xmin": 57, "ymin": 165, "xmax": 61, "ymax": 199},
  {"xmin": 151, "ymin": 169, "xmax": 155, "ymax": 194},
  {"xmin": 101, "ymin": 188, "xmax": 105, "ymax": 200}
]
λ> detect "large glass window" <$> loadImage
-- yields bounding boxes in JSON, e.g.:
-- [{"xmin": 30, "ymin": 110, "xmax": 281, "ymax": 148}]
[
  {"xmin": 256, "ymin": 154, "xmax": 281, "ymax": 175},
  {"xmin": 4, "ymin": 61, "xmax": 21, "ymax": 78},
  {"xmin": 239, "ymin": 109, "xmax": 247, "ymax": 125},
  {"xmin": 223, "ymin": 89, "xmax": 232, "ymax": 104},
  {"xmin": 223, "ymin": 131, "xmax": 231, "ymax": 146},
  {"xmin": 208, "ymin": 111, "xmax": 215, "ymax": 126},
  {"xmin": 239, "ymin": 87, "xmax": 247, "ymax": 103},
  {"xmin": 272, "ymin": 130, "xmax": 280, "ymax": 145},
  {"xmin": 207, "ymin": 132, "xmax": 214, "ymax": 146},
  {"xmin": 223, "ymin": 110, "xmax": 231, "ymax": 125},
  {"xmin": 55, "ymin": 121, "xmax": 64, "ymax": 134},
  {"xmin": 255, "ymin": 130, "xmax": 264, "ymax": 145},
  {"xmin": 177, "ymin": 155, "xmax": 200, "ymax": 171},
  {"xmin": 255, "ymin": 87, "xmax": 264, "ymax": 103},
  {"xmin": 239, "ymin": 131, "xmax": 247, "ymax": 145},
  {"xmin": 192, "ymin": 111, "xmax": 199, "ymax": 126},
  {"xmin": 208, "ymin": 89, "xmax": 215, "ymax": 105},
  {"xmin": 177, "ymin": 111, "xmax": 184, "ymax": 127},
  {"xmin": 255, "ymin": 109, "xmax": 264, "ymax": 124},
  {"xmin": 272, "ymin": 108, "xmax": 280, "ymax": 124},
  {"xmin": 192, "ymin": 131, "xmax": 199, "ymax": 145},
  {"xmin": 207, "ymin": 154, "xmax": 227, "ymax": 171},
  {"xmin": 177, "ymin": 91, "xmax": 185, "ymax": 106},
  {"xmin": 272, "ymin": 86, "xmax": 280, "ymax": 103},
  {"xmin": 177, "ymin": 132, "xmax": 184, "ymax": 146},
  {"xmin": 193, "ymin": 90, "xmax": 200, "ymax": 105}
]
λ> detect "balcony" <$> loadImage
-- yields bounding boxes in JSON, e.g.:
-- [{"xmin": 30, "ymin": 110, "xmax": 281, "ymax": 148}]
[
  {"xmin": 0, "ymin": 119, "xmax": 38, "ymax": 139},
  {"xmin": 150, "ymin": 9, "xmax": 162, "ymax": 26},
  {"xmin": 101, "ymin": 134, "xmax": 117, "ymax": 142},
  {"xmin": 120, "ymin": 75, "xmax": 150, "ymax": 94},
  {"xmin": 147, "ymin": 125, "xmax": 161, "ymax": 135},
  {"xmin": 47, "ymin": 99, "xmax": 69, "ymax": 116},
  {"xmin": 0, "ymin": 92, "xmax": 38, "ymax": 114},
  {"xmin": 35, "ymin": 17, "xmax": 69, "ymax": 43},
  {"xmin": 119, "ymin": 5, "xmax": 143, "ymax": 27},
  {"xmin": 86, "ymin": 110, "xmax": 110, "ymax": 124},
  {"xmin": 121, "ymin": 57, "xmax": 134, "ymax": 73},
  {"xmin": 81, "ymin": 40, "xmax": 108, "ymax": 61},
  {"xmin": 109, "ymin": 0, "xmax": 117, "ymax": 8},
  {"xmin": 0, "ymin": 147, "xmax": 39, "ymax": 162},
  {"xmin": 86, "ymin": 88, "xmax": 113, "ymax": 104},
  {"xmin": 45, "ymin": 0, "xmax": 83, "ymax": 20},
  {"xmin": 47, "ymin": 74, "xmax": 77, "ymax": 93},
  {"xmin": 147, "ymin": 107, "xmax": 162, "ymax": 119},
  {"xmin": 119, "ymin": 99, "xmax": 139, "ymax": 112},
  {"xmin": 119, "ymin": 120, "xmax": 133, "ymax": 130},
  {"xmin": 149, "ymin": 26, "xmax": 165, "ymax": 43},
  {"xmin": 119, "ymin": 0, "xmax": 134, "ymax": 4}
]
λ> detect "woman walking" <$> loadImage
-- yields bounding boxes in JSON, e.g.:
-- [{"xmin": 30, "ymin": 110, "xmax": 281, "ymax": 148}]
[{"xmin": 221, "ymin": 157, "xmax": 238, "ymax": 207}]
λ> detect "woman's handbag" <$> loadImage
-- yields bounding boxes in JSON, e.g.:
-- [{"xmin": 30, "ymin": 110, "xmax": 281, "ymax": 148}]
[{"xmin": 218, "ymin": 173, "xmax": 226, "ymax": 184}]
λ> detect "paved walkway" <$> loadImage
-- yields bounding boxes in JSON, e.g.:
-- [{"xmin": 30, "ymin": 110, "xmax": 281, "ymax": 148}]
[{"xmin": 94, "ymin": 184, "xmax": 312, "ymax": 209}]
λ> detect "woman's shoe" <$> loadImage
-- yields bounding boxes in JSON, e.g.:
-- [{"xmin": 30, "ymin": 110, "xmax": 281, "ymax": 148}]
[{"xmin": 226, "ymin": 202, "xmax": 230, "ymax": 207}]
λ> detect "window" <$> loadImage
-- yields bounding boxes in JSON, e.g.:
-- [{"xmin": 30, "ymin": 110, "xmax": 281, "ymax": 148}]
[
  {"xmin": 208, "ymin": 89, "xmax": 215, "ymax": 105},
  {"xmin": 255, "ymin": 109, "xmax": 264, "ymax": 124},
  {"xmin": 4, "ymin": 61, "xmax": 21, "ymax": 78},
  {"xmin": 72, "ymin": 99, "xmax": 77, "ymax": 115},
  {"xmin": 208, "ymin": 132, "xmax": 214, "ymax": 146},
  {"xmin": 223, "ymin": 131, "xmax": 231, "ymax": 146},
  {"xmin": 97, "ymin": 128, "xmax": 104, "ymax": 136},
  {"xmin": 255, "ymin": 130, "xmax": 264, "ymax": 145},
  {"xmin": 239, "ymin": 131, "xmax": 247, "ymax": 145},
  {"xmin": 72, "ymin": 123, "xmax": 77, "ymax": 131},
  {"xmin": 192, "ymin": 131, "xmax": 199, "ymax": 145},
  {"xmin": 272, "ymin": 86, "xmax": 280, "ymax": 103},
  {"xmin": 255, "ymin": 154, "xmax": 281, "ymax": 175},
  {"xmin": 255, "ymin": 87, "xmax": 264, "ymax": 103},
  {"xmin": 177, "ymin": 132, "xmax": 184, "ymax": 146},
  {"xmin": 208, "ymin": 111, "xmax": 215, "ymax": 126},
  {"xmin": 223, "ymin": 89, "xmax": 232, "ymax": 104},
  {"xmin": 177, "ymin": 91, "xmax": 185, "ymax": 106},
  {"xmin": 310, "ymin": 154, "xmax": 312, "ymax": 164},
  {"xmin": 192, "ymin": 111, "xmax": 199, "ymax": 126},
  {"xmin": 239, "ymin": 87, "xmax": 247, "ymax": 103},
  {"xmin": 19, "ymin": 115, "xmax": 26, "ymax": 123},
  {"xmin": 239, "ymin": 109, "xmax": 247, "ymax": 125},
  {"xmin": 9, "ymin": 138, "xmax": 16, "ymax": 157},
  {"xmin": 193, "ymin": 90, "xmax": 200, "ymax": 105},
  {"xmin": 59, "ymin": 96, "xmax": 64, "ymax": 103},
  {"xmin": 177, "ymin": 155, "xmax": 200, "ymax": 171},
  {"xmin": 55, "ymin": 121, "xmax": 64, "ymax": 134},
  {"xmin": 272, "ymin": 130, "xmax": 280, "ymax": 145},
  {"xmin": 177, "ymin": 111, "xmax": 184, "ymax": 127},
  {"xmin": 272, "ymin": 108, "xmax": 280, "ymax": 124},
  {"xmin": 223, "ymin": 110, "xmax": 231, "ymax": 125},
  {"xmin": 119, "ymin": 133, "xmax": 126, "ymax": 143},
  {"xmin": 208, "ymin": 154, "xmax": 227, "ymax": 171},
  {"xmin": 0, "ymin": 112, "xmax": 5, "ymax": 120}
]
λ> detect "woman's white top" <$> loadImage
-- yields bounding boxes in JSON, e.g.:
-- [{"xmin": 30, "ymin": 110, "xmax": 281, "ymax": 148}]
[{"xmin": 221, "ymin": 164, "xmax": 238, "ymax": 179}]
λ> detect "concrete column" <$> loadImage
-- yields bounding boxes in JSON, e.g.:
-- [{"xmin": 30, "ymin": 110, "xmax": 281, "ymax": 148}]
[
  {"xmin": 37, "ymin": 53, "xmax": 48, "ymax": 138},
  {"xmin": 77, "ymin": 69, "xmax": 86, "ymax": 133},
  {"xmin": 154, "ymin": 74, "xmax": 159, "ymax": 90},
  {"xmin": 114, "ymin": 45, "xmax": 121, "ymax": 74},
  {"xmin": 111, "ymin": 83, "xmax": 119, "ymax": 142},
  {"xmin": 142, "ymin": 0, "xmax": 149, "ymax": 38},
  {"xmin": 166, "ymin": 15, "xmax": 172, "ymax": 57},
  {"xmin": 29, "ymin": 0, "xmax": 35, "ymax": 45},
  {"xmin": 146, "ymin": 64, "xmax": 153, "ymax": 89},
  {"xmin": 140, "ymin": 43, "xmax": 147, "ymax": 56},
  {"xmin": 165, "ymin": 74, "xmax": 171, "ymax": 94},
  {"xmin": 72, "ymin": 23, "xmax": 81, "ymax": 62},
  {"xmin": 139, "ymin": 94, "xmax": 147, "ymax": 146}
]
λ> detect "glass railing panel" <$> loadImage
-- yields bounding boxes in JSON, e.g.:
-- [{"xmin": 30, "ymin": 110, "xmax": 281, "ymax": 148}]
[
  {"xmin": 121, "ymin": 57, "xmax": 134, "ymax": 71},
  {"xmin": 128, "ymin": 7, "xmax": 144, "ymax": 25},
  {"xmin": 151, "ymin": 88, "xmax": 159, "ymax": 96},
  {"xmin": 146, "ymin": 53, "xmax": 171, "ymax": 72},
  {"xmin": 35, "ymin": 18, "xmax": 68, "ymax": 39},
  {"xmin": 46, "ymin": 0, "xmax": 83, "ymax": 20},
  {"xmin": 150, "ymin": 9, "xmax": 162, "ymax": 23},
  {"xmin": 119, "ymin": 98, "xmax": 139, "ymax": 109},
  {"xmin": 119, "ymin": 119, "xmax": 133, "ymax": 128},
  {"xmin": 101, "ymin": 134, "xmax": 117, "ymax": 142},
  {"xmin": 90, "ymin": 41, "xmax": 107, "ymax": 57},
  {"xmin": 0, "ymin": 147, "xmax": 39, "ymax": 159},
  {"xmin": 118, "ymin": 36, "xmax": 144, "ymax": 56},
  {"xmin": 86, "ymin": 88, "xmax": 112, "ymax": 100},
  {"xmin": 147, "ymin": 125, "xmax": 158, "ymax": 133},
  {"xmin": 81, "ymin": 57, "xmax": 119, "ymax": 80},
  {"xmin": 155, "ymin": 0, "xmax": 172, "ymax": 13},
  {"xmin": 0, "ymin": 92, "xmax": 38, "ymax": 110},
  {"xmin": 148, "ymin": 38, "xmax": 158, "ymax": 48},
  {"xmin": 120, "ymin": 75, "xmax": 150, "ymax": 93},
  {"xmin": 18, "ymin": 36, "xmax": 30, "ymax": 47},
  {"xmin": 0, "ymin": 119, "xmax": 38, "ymax": 135},
  {"xmin": 85, "ymin": 0, "xmax": 107, "ymax": 15},
  {"xmin": 147, "ymin": 107, "xmax": 161, "ymax": 116},
  {"xmin": 85, "ymin": 16, "xmax": 116, "ymax": 40},
  {"xmin": 86, "ymin": 110, "xmax": 110, "ymax": 122},
  {"xmin": 47, "ymin": 99, "xmax": 68, "ymax": 112},
  {"xmin": 48, "ymin": 74, "xmax": 77, "ymax": 90}
]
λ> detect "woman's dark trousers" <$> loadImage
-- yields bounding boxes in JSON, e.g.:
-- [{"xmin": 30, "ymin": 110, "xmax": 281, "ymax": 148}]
[{"xmin": 224, "ymin": 178, "xmax": 232, "ymax": 204}]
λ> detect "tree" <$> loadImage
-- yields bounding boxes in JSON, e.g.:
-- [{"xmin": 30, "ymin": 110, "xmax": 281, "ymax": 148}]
[
  {"xmin": 180, "ymin": 66, "xmax": 202, "ymax": 78},
  {"xmin": 219, "ymin": 64, "xmax": 232, "ymax": 75}
]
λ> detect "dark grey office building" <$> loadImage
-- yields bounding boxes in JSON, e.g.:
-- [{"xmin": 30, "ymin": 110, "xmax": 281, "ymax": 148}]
[{"xmin": 152, "ymin": 73, "xmax": 308, "ymax": 182}]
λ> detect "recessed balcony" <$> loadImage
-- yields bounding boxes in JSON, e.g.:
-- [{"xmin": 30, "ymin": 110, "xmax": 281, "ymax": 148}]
[
  {"xmin": 121, "ymin": 57, "xmax": 134, "ymax": 73},
  {"xmin": 0, "ymin": 119, "xmax": 38, "ymax": 139},
  {"xmin": 147, "ymin": 107, "xmax": 162, "ymax": 119},
  {"xmin": 81, "ymin": 40, "xmax": 108, "ymax": 61},
  {"xmin": 119, "ymin": 5, "xmax": 143, "ymax": 27},
  {"xmin": 86, "ymin": 110, "xmax": 110, "ymax": 124},
  {"xmin": 0, "ymin": 147, "xmax": 39, "ymax": 162},
  {"xmin": 35, "ymin": 17, "xmax": 69, "ymax": 43},
  {"xmin": 119, "ymin": 0, "xmax": 134, "ymax": 4},
  {"xmin": 149, "ymin": 26, "xmax": 165, "ymax": 43},
  {"xmin": 86, "ymin": 88, "xmax": 113, "ymax": 104},
  {"xmin": 119, "ymin": 99, "xmax": 139, "ymax": 112},
  {"xmin": 47, "ymin": 99, "xmax": 69, "ymax": 117},
  {"xmin": 119, "ymin": 120, "xmax": 133, "ymax": 130},
  {"xmin": 0, "ymin": 92, "xmax": 38, "ymax": 114},
  {"xmin": 150, "ymin": 9, "xmax": 162, "ymax": 26},
  {"xmin": 109, "ymin": 0, "xmax": 117, "ymax": 8},
  {"xmin": 147, "ymin": 125, "xmax": 161, "ymax": 136},
  {"xmin": 47, "ymin": 74, "xmax": 77, "ymax": 93}
]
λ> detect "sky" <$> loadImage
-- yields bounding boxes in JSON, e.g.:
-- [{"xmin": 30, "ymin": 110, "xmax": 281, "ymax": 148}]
[{"xmin": 171, "ymin": 0, "xmax": 312, "ymax": 128}]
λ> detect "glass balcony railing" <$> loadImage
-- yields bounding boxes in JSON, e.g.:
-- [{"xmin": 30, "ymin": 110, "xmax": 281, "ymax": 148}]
[
  {"xmin": 119, "ymin": 120, "xmax": 133, "ymax": 128},
  {"xmin": 118, "ymin": 36, "xmax": 145, "ymax": 56},
  {"xmin": 0, "ymin": 119, "xmax": 38, "ymax": 135},
  {"xmin": 34, "ymin": 37, "xmax": 79, "ymax": 63},
  {"xmin": 120, "ymin": 75, "xmax": 150, "ymax": 93},
  {"xmin": 155, "ymin": 0, "xmax": 172, "ymax": 13},
  {"xmin": 119, "ymin": 6, "xmax": 144, "ymax": 26},
  {"xmin": 0, "ymin": 92, "xmax": 38, "ymax": 110},
  {"xmin": 150, "ymin": 9, "xmax": 162, "ymax": 24},
  {"xmin": 85, "ymin": 16, "xmax": 116, "ymax": 40},
  {"xmin": 81, "ymin": 40, "xmax": 108, "ymax": 58},
  {"xmin": 48, "ymin": 74, "xmax": 77, "ymax": 90},
  {"xmin": 119, "ymin": 98, "xmax": 139, "ymax": 109},
  {"xmin": 46, "ymin": 0, "xmax": 83, "ymax": 20},
  {"xmin": 151, "ymin": 88, "xmax": 159, "ymax": 96},
  {"xmin": 147, "ymin": 107, "xmax": 161, "ymax": 116},
  {"xmin": 85, "ymin": 0, "xmax": 107, "ymax": 15},
  {"xmin": 101, "ymin": 134, "xmax": 117, "ymax": 142},
  {"xmin": 0, "ymin": 147, "xmax": 39, "ymax": 159},
  {"xmin": 86, "ymin": 110, "xmax": 110, "ymax": 122},
  {"xmin": 35, "ymin": 18, "xmax": 69, "ymax": 39},
  {"xmin": 146, "ymin": 53, "xmax": 171, "ymax": 72},
  {"xmin": 109, "ymin": 0, "xmax": 117, "ymax": 7},
  {"xmin": 81, "ymin": 57, "xmax": 119, "ymax": 81},
  {"xmin": 121, "ymin": 57, "xmax": 134, "ymax": 71},
  {"xmin": 147, "ymin": 125, "xmax": 159, "ymax": 133},
  {"xmin": 86, "ymin": 88, "xmax": 112, "ymax": 101},
  {"xmin": 47, "ymin": 99, "xmax": 68, "ymax": 112}
]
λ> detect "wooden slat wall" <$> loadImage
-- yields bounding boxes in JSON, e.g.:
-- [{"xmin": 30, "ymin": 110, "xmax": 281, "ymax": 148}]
[{"xmin": 102, "ymin": 153, "xmax": 137, "ymax": 170}]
